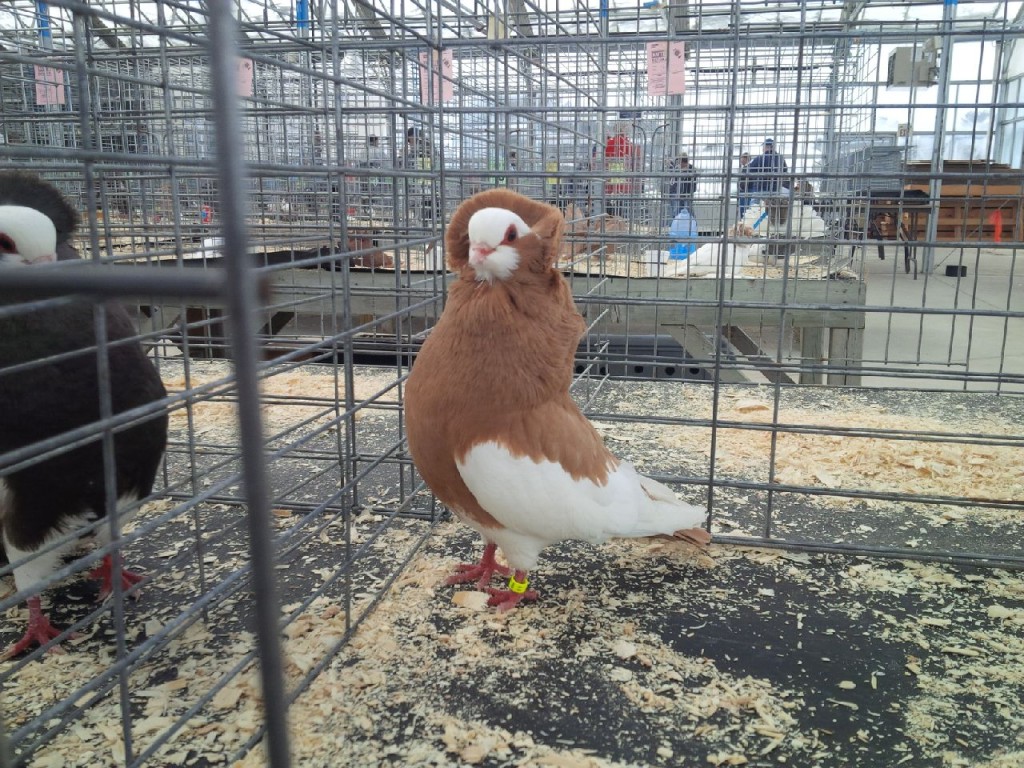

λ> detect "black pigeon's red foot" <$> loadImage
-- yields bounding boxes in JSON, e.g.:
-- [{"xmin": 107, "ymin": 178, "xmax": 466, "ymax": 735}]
[
  {"xmin": 486, "ymin": 570, "xmax": 539, "ymax": 612},
  {"xmin": 1, "ymin": 596, "xmax": 69, "ymax": 660},
  {"xmin": 90, "ymin": 554, "xmax": 144, "ymax": 601},
  {"xmin": 444, "ymin": 542, "xmax": 510, "ymax": 589}
]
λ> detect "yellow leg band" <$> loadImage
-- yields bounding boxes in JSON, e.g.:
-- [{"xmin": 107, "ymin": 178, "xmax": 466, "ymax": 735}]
[{"xmin": 508, "ymin": 574, "xmax": 529, "ymax": 594}]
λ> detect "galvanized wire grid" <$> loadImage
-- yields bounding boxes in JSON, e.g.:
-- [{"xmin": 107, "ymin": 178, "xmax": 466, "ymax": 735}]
[{"xmin": 1, "ymin": 0, "xmax": 1023, "ymax": 766}]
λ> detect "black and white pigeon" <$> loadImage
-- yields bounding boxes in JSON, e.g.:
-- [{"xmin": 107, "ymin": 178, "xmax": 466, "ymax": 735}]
[
  {"xmin": 0, "ymin": 170, "xmax": 81, "ymax": 262},
  {"xmin": 0, "ymin": 172, "xmax": 169, "ymax": 658}
]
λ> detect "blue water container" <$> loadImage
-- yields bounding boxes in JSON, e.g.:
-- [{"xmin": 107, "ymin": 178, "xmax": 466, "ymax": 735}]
[{"xmin": 669, "ymin": 208, "xmax": 697, "ymax": 260}]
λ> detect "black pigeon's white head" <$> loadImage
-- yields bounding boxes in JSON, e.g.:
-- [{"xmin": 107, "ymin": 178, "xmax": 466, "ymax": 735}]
[
  {"xmin": 0, "ymin": 205, "xmax": 59, "ymax": 267},
  {"xmin": 466, "ymin": 207, "xmax": 531, "ymax": 283}
]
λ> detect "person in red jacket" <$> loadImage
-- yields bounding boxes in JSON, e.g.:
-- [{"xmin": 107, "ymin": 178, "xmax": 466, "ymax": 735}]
[{"xmin": 604, "ymin": 122, "xmax": 640, "ymax": 218}]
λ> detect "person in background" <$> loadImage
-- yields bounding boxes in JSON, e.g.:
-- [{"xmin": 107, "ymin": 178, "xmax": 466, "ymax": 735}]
[
  {"xmin": 664, "ymin": 152, "xmax": 698, "ymax": 226},
  {"xmin": 582, "ymin": 144, "xmax": 600, "ymax": 214},
  {"xmin": 563, "ymin": 145, "xmax": 598, "ymax": 215},
  {"xmin": 499, "ymin": 149, "xmax": 517, "ymax": 192},
  {"xmin": 402, "ymin": 126, "xmax": 434, "ymax": 167},
  {"xmin": 400, "ymin": 126, "xmax": 438, "ymax": 225},
  {"xmin": 366, "ymin": 134, "xmax": 385, "ymax": 166},
  {"xmin": 360, "ymin": 135, "xmax": 388, "ymax": 217},
  {"xmin": 737, "ymin": 151, "xmax": 753, "ymax": 218},
  {"xmin": 745, "ymin": 137, "xmax": 789, "ymax": 202},
  {"xmin": 604, "ymin": 122, "xmax": 639, "ymax": 218},
  {"xmin": 545, "ymin": 155, "xmax": 560, "ymax": 206},
  {"xmin": 484, "ymin": 149, "xmax": 515, "ymax": 193}
]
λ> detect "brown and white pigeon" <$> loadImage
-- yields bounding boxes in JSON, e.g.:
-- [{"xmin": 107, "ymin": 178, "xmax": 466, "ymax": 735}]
[
  {"xmin": 404, "ymin": 189, "xmax": 709, "ymax": 611},
  {"xmin": 0, "ymin": 172, "xmax": 168, "ymax": 658}
]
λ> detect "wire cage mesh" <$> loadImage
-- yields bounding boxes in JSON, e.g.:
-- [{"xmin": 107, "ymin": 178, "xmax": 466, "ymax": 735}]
[{"xmin": 1, "ymin": 0, "xmax": 1023, "ymax": 766}]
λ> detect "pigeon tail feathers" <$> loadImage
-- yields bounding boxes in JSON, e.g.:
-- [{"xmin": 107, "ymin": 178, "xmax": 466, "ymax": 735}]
[{"xmin": 620, "ymin": 471, "xmax": 708, "ymax": 539}]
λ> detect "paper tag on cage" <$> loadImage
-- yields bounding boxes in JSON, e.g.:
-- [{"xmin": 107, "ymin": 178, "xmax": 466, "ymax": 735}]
[
  {"xmin": 236, "ymin": 58, "xmax": 255, "ymax": 98},
  {"xmin": 34, "ymin": 65, "xmax": 66, "ymax": 106},
  {"xmin": 646, "ymin": 42, "xmax": 686, "ymax": 96},
  {"xmin": 419, "ymin": 49, "xmax": 454, "ymax": 104}
]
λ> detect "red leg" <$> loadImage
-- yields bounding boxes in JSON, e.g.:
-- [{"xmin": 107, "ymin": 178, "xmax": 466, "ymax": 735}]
[
  {"xmin": 89, "ymin": 554, "xmax": 144, "ymax": 601},
  {"xmin": 486, "ymin": 569, "xmax": 539, "ymax": 612},
  {"xmin": 1, "ymin": 596, "xmax": 66, "ymax": 660},
  {"xmin": 445, "ymin": 542, "xmax": 511, "ymax": 589}
]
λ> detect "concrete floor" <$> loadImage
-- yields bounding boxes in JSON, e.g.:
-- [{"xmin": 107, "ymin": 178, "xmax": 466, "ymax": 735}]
[{"xmin": 856, "ymin": 242, "xmax": 1024, "ymax": 393}]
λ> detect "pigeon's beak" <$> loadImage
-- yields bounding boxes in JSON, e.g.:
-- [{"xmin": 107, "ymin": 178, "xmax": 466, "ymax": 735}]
[{"xmin": 469, "ymin": 242, "xmax": 494, "ymax": 265}]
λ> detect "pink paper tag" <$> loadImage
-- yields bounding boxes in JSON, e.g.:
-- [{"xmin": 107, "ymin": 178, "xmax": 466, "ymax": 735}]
[
  {"xmin": 418, "ymin": 49, "xmax": 454, "ymax": 104},
  {"xmin": 34, "ymin": 65, "xmax": 66, "ymax": 106},
  {"xmin": 236, "ymin": 57, "xmax": 254, "ymax": 98},
  {"xmin": 647, "ymin": 41, "xmax": 686, "ymax": 97}
]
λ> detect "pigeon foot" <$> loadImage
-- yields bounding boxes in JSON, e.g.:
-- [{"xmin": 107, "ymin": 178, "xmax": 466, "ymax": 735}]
[
  {"xmin": 1, "ymin": 597, "xmax": 69, "ymax": 660},
  {"xmin": 90, "ymin": 554, "xmax": 144, "ymax": 601},
  {"xmin": 485, "ymin": 570, "xmax": 539, "ymax": 612},
  {"xmin": 445, "ymin": 542, "xmax": 510, "ymax": 589}
]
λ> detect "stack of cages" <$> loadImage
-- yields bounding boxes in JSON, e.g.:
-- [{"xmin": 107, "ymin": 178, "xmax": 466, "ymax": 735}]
[
  {"xmin": 513, "ymin": 1, "xmax": 1024, "ymax": 585},
  {"xmin": 559, "ymin": 0, "xmax": 1024, "ymax": 583},
  {"xmin": 1, "ymin": 0, "xmax": 1023, "ymax": 765},
  {"xmin": 1, "ymin": 0, "xmax": 446, "ymax": 764}
]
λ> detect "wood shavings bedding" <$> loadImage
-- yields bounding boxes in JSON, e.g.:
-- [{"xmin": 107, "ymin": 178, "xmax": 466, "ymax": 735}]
[
  {"xmin": 6, "ymin": 521, "xmax": 1023, "ymax": 767},
  {"xmin": 556, "ymin": 251, "xmax": 853, "ymax": 280},
  {"xmin": 592, "ymin": 383, "xmax": 1024, "ymax": 520},
  {"xmin": 160, "ymin": 360, "xmax": 397, "ymax": 443},
  {"xmin": 237, "ymin": 527, "xmax": 817, "ymax": 768},
  {"xmin": 2, "ymin": 506, "xmax": 425, "ymax": 768},
  {"xmin": 340, "ymin": 245, "xmax": 847, "ymax": 282},
  {"xmin": 664, "ymin": 405, "xmax": 1023, "ymax": 506},
  {"xmin": 236, "ymin": 523, "xmax": 1023, "ymax": 767},
  {"xmin": 5, "ymin": 617, "xmax": 260, "ymax": 766},
  {"xmin": 838, "ymin": 559, "xmax": 1024, "ymax": 761},
  {"xmin": 6, "ymin": 368, "xmax": 1023, "ymax": 767}
]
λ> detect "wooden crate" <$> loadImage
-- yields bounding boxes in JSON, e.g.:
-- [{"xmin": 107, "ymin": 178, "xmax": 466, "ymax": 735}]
[{"xmin": 904, "ymin": 161, "xmax": 1023, "ymax": 242}]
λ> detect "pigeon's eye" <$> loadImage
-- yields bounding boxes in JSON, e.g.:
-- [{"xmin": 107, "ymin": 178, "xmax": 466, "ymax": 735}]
[
  {"xmin": 0, "ymin": 234, "xmax": 15, "ymax": 253},
  {"xmin": 505, "ymin": 225, "xmax": 517, "ymax": 243}
]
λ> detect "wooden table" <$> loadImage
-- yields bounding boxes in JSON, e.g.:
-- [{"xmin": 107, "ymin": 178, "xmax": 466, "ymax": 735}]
[
  {"xmin": 137, "ymin": 260, "xmax": 867, "ymax": 387},
  {"xmin": 263, "ymin": 269, "xmax": 867, "ymax": 386}
]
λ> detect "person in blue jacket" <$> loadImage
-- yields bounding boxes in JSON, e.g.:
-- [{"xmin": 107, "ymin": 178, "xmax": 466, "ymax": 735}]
[
  {"xmin": 745, "ymin": 138, "xmax": 789, "ymax": 201},
  {"xmin": 664, "ymin": 152, "xmax": 698, "ymax": 226}
]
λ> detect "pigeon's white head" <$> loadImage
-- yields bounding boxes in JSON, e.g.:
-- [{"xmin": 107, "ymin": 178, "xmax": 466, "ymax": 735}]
[
  {"xmin": 0, "ymin": 205, "xmax": 58, "ymax": 267},
  {"xmin": 466, "ymin": 207, "xmax": 531, "ymax": 283}
]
